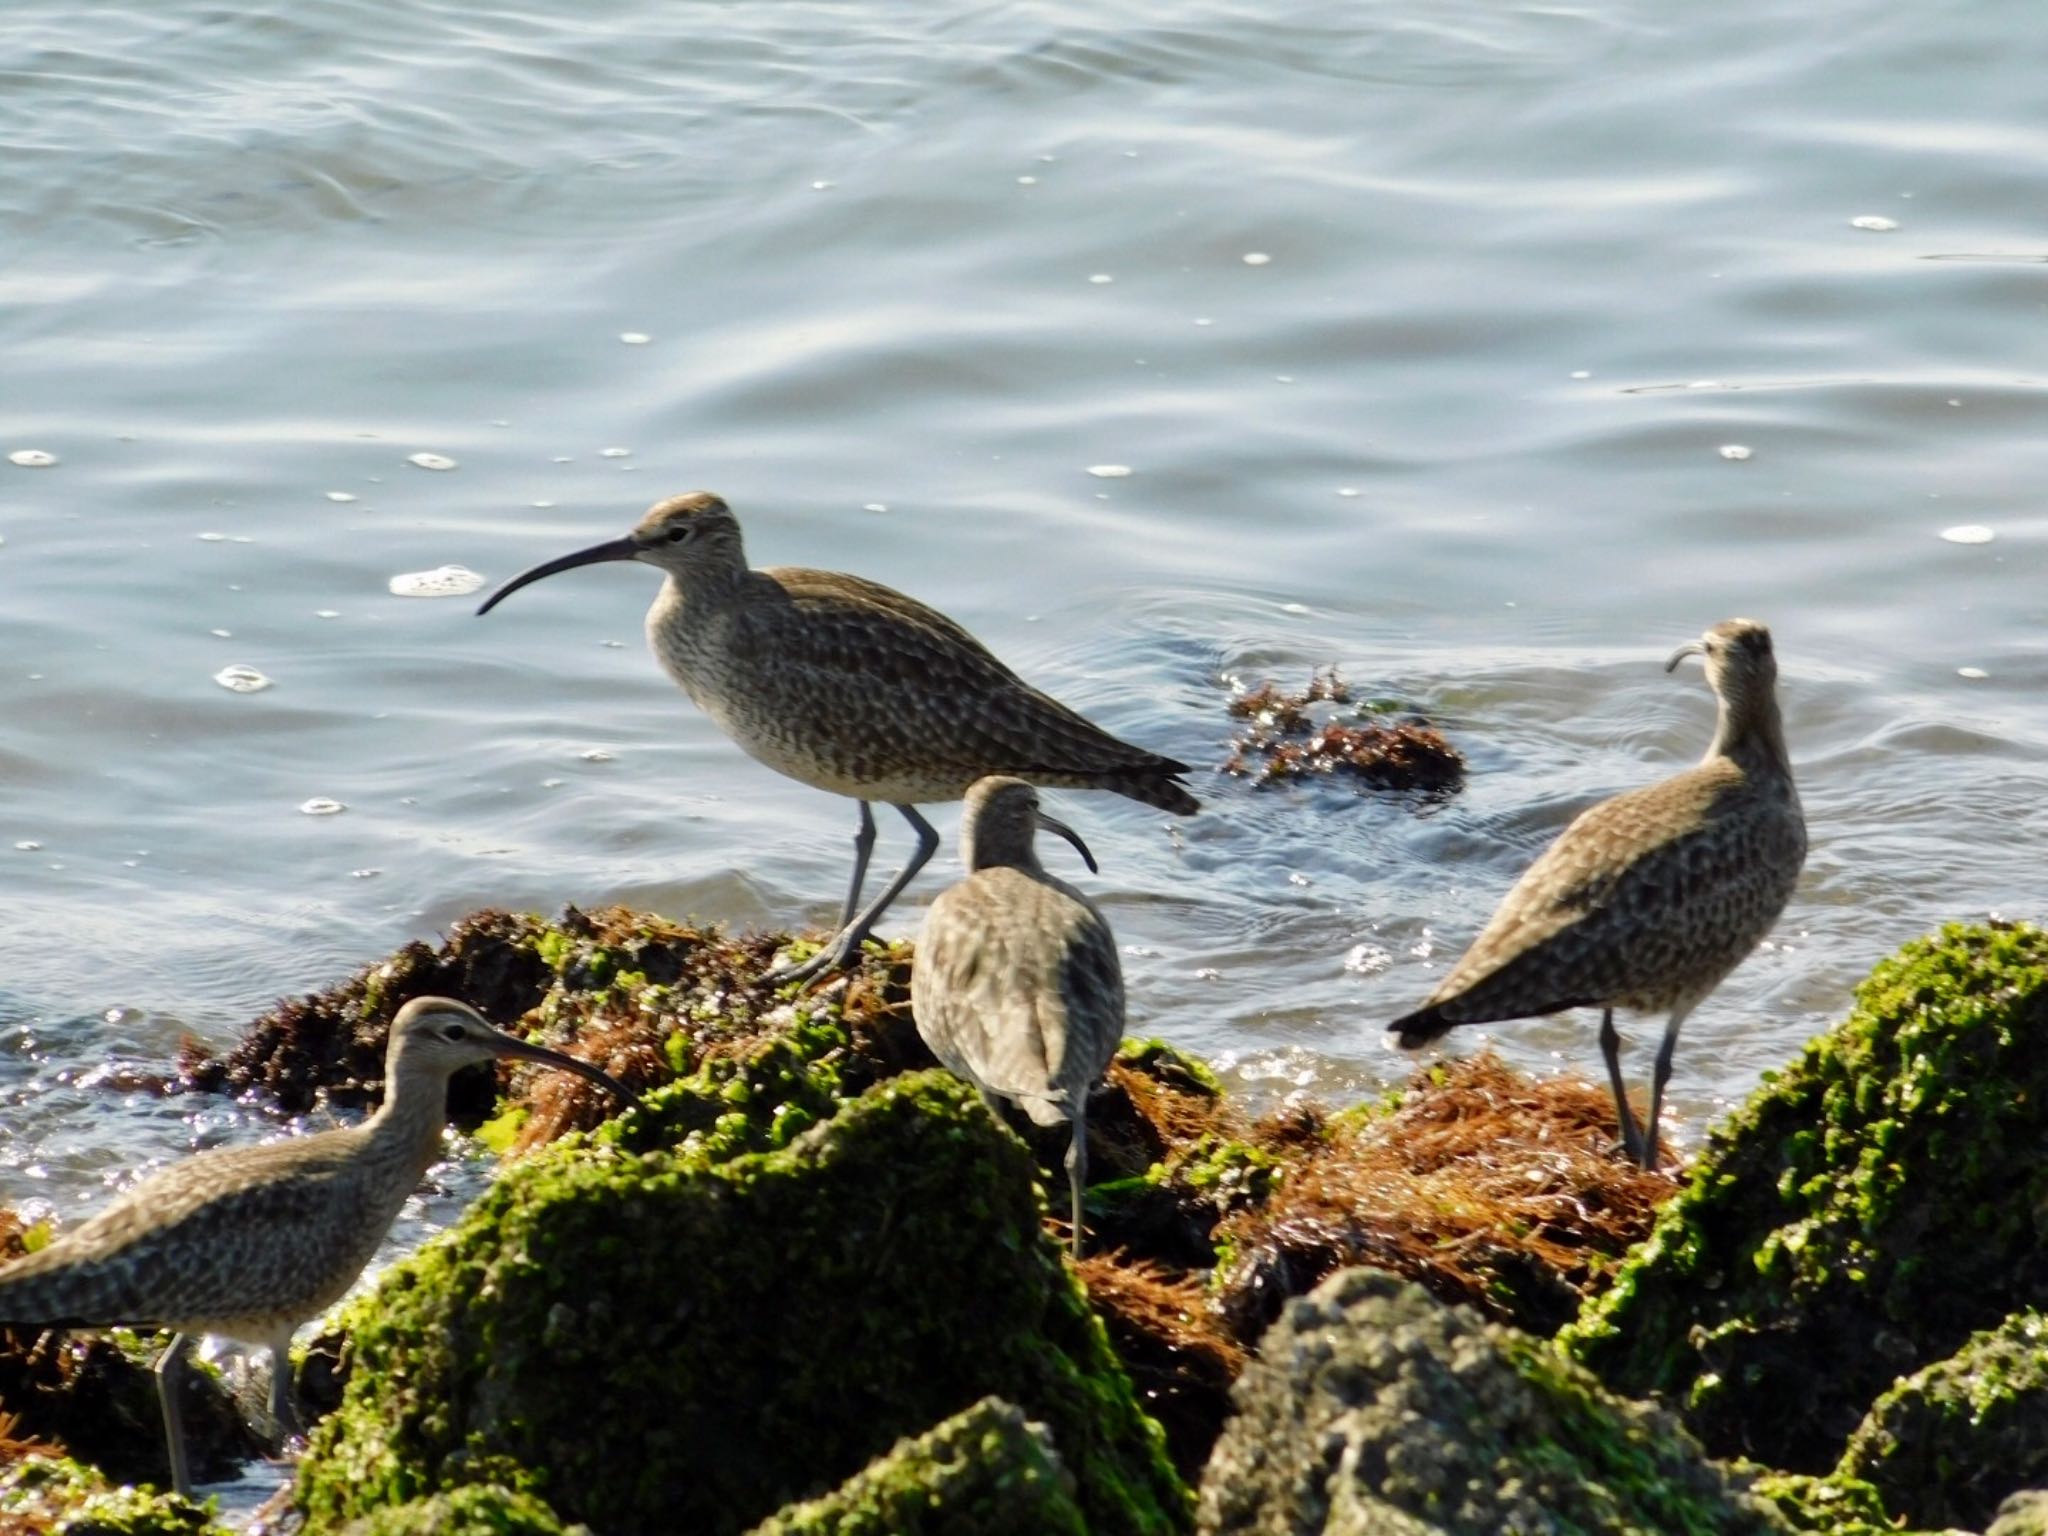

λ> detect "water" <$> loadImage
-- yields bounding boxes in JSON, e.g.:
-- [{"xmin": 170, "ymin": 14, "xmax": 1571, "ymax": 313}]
[{"xmin": 3, "ymin": 0, "xmax": 2045, "ymax": 1287}]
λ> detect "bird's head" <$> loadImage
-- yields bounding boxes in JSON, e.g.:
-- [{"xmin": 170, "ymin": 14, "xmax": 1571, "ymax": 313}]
[
  {"xmin": 960, "ymin": 776, "xmax": 1099, "ymax": 875},
  {"xmin": 385, "ymin": 996, "xmax": 638, "ymax": 1103},
  {"xmin": 477, "ymin": 491, "xmax": 746, "ymax": 614}
]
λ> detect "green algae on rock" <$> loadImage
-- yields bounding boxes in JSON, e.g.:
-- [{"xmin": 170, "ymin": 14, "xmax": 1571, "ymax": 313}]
[
  {"xmin": 1838, "ymin": 1309, "xmax": 2048, "ymax": 1532},
  {"xmin": 332, "ymin": 1484, "xmax": 590, "ymax": 1536},
  {"xmin": 1197, "ymin": 1266, "xmax": 1788, "ymax": 1536},
  {"xmin": 293, "ymin": 1050, "xmax": 1188, "ymax": 1536},
  {"xmin": 743, "ymin": 1396, "xmax": 1086, "ymax": 1536},
  {"xmin": 1563, "ymin": 921, "xmax": 2048, "ymax": 1472},
  {"xmin": 0, "ymin": 1452, "xmax": 222, "ymax": 1536}
]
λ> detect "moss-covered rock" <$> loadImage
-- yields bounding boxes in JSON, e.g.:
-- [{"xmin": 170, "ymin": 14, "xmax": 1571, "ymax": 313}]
[
  {"xmin": 1564, "ymin": 921, "xmax": 2048, "ymax": 1471},
  {"xmin": 742, "ymin": 1396, "xmax": 1085, "ymax": 1536},
  {"xmin": 1838, "ymin": 1309, "xmax": 2048, "ymax": 1531},
  {"xmin": 1744, "ymin": 1469, "xmax": 1951, "ymax": 1535},
  {"xmin": 293, "ymin": 1038, "xmax": 1187, "ymax": 1536},
  {"xmin": 0, "ymin": 1452, "xmax": 222, "ymax": 1535},
  {"xmin": 1197, "ymin": 1266, "xmax": 1787, "ymax": 1536},
  {"xmin": 333, "ymin": 1484, "xmax": 589, "ymax": 1536}
]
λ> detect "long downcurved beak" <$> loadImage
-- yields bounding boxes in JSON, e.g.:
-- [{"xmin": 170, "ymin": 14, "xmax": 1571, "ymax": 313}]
[
  {"xmin": 477, "ymin": 536, "xmax": 640, "ymax": 616},
  {"xmin": 1665, "ymin": 640, "xmax": 1706, "ymax": 674},
  {"xmin": 1037, "ymin": 812, "xmax": 1099, "ymax": 874},
  {"xmin": 485, "ymin": 1026, "xmax": 641, "ymax": 1105}
]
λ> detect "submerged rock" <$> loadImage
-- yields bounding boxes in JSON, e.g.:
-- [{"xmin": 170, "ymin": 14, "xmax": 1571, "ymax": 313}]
[
  {"xmin": 1564, "ymin": 921, "xmax": 2048, "ymax": 1472},
  {"xmin": 1838, "ymin": 1309, "xmax": 2048, "ymax": 1532},
  {"xmin": 743, "ymin": 1396, "xmax": 1085, "ymax": 1536},
  {"xmin": 1196, "ymin": 1266, "xmax": 1786, "ymax": 1536},
  {"xmin": 1991, "ymin": 1492, "xmax": 2048, "ymax": 1536},
  {"xmin": 292, "ymin": 1039, "xmax": 1188, "ymax": 1536}
]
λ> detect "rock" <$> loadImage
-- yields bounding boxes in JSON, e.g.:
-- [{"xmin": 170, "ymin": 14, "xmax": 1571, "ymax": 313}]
[
  {"xmin": 291, "ymin": 1029, "xmax": 1188, "ymax": 1536},
  {"xmin": 743, "ymin": 1396, "xmax": 1085, "ymax": 1535},
  {"xmin": 0, "ymin": 1451, "xmax": 222, "ymax": 1534},
  {"xmin": 1990, "ymin": 1491, "xmax": 2048, "ymax": 1536},
  {"xmin": 1839, "ymin": 1310, "xmax": 2048, "ymax": 1531},
  {"xmin": 1564, "ymin": 921, "xmax": 2048, "ymax": 1471},
  {"xmin": 333, "ymin": 1485, "xmax": 590, "ymax": 1536},
  {"xmin": 1197, "ymin": 1266, "xmax": 1786, "ymax": 1536}
]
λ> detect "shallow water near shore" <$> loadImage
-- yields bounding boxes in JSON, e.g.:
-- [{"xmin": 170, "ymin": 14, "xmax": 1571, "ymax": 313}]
[{"xmin": 2, "ymin": 0, "xmax": 2045, "ymax": 1375}]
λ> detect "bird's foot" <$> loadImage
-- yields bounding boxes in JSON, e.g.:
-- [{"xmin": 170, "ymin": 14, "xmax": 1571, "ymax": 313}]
[{"xmin": 762, "ymin": 927, "xmax": 871, "ymax": 991}]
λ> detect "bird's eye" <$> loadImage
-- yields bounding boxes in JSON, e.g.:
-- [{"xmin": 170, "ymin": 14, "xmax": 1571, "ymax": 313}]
[
  {"xmin": 440, "ymin": 1023, "xmax": 467, "ymax": 1042},
  {"xmin": 666, "ymin": 524, "xmax": 692, "ymax": 544}
]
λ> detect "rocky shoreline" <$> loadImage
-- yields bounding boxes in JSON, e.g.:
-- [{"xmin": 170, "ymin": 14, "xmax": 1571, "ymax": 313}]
[{"xmin": 3, "ymin": 911, "xmax": 2045, "ymax": 1535}]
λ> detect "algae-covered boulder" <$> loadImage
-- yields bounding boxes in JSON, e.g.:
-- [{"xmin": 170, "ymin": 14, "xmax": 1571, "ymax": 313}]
[
  {"xmin": 294, "ymin": 1038, "xmax": 1187, "ymax": 1536},
  {"xmin": 1838, "ymin": 1309, "xmax": 2048, "ymax": 1532},
  {"xmin": 744, "ymin": 1396, "xmax": 1085, "ymax": 1536},
  {"xmin": 334, "ymin": 1484, "xmax": 590, "ymax": 1536},
  {"xmin": 1197, "ymin": 1266, "xmax": 1787, "ymax": 1536},
  {"xmin": 0, "ymin": 1452, "xmax": 222, "ymax": 1535},
  {"xmin": 1565, "ymin": 921, "xmax": 2048, "ymax": 1471}
]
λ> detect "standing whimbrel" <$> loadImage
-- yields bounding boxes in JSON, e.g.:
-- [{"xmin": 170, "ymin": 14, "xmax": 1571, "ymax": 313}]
[
  {"xmin": 0, "ymin": 997, "xmax": 636, "ymax": 1496},
  {"xmin": 1388, "ymin": 619, "xmax": 1805, "ymax": 1170},
  {"xmin": 477, "ymin": 492, "xmax": 1197, "ymax": 987},
  {"xmin": 912, "ymin": 776, "xmax": 1123, "ymax": 1258}
]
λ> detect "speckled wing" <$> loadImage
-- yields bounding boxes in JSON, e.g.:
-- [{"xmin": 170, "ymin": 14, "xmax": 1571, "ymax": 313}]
[
  {"xmin": 912, "ymin": 867, "xmax": 1126, "ymax": 1124},
  {"xmin": 747, "ymin": 568, "xmax": 1196, "ymax": 808},
  {"xmin": 1397, "ymin": 759, "xmax": 1804, "ymax": 1036},
  {"xmin": 0, "ymin": 1133, "xmax": 398, "ymax": 1335}
]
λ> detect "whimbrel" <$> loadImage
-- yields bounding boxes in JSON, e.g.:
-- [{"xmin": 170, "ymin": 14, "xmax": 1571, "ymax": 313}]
[
  {"xmin": 477, "ymin": 492, "xmax": 1197, "ymax": 987},
  {"xmin": 0, "ymin": 997, "xmax": 636, "ymax": 1495},
  {"xmin": 1388, "ymin": 619, "xmax": 1805, "ymax": 1170},
  {"xmin": 911, "ymin": 776, "xmax": 1123, "ymax": 1258}
]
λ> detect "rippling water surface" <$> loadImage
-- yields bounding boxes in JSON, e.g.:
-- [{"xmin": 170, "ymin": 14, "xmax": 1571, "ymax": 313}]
[{"xmin": 3, "ymin": 0, "xmax": 2045, "ymax": 1431}]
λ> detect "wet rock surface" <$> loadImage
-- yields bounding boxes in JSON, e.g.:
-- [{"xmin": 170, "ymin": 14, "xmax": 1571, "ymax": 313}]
[{"xmin": 1196, "ymin": 1266, "xmax": 1788, "ymax": 1536}]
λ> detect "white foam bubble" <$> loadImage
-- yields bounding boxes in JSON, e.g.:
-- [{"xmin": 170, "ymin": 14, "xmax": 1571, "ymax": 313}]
[
  {"xmin": 213, "ymin": 664, "xmax": 273, "ymax": 694},
  {"xmin": 1086, "ymin": 464, "xmax": 1134, "ymax": 478},
  {"xmin": 619, "ymin": 331, "xmax": 652, "ymax": 344},
  {"xmin": 1242, "ymin": 252, "xmax": 1271, "ymax": 266},
  {"xmin": 388, "ymin": 564, "xmax": 486, "ymax": 598},
  {"xmin": 9, "ymin": 449, "xmax": 57, "ymax": 468},
  {"xmin": 1719, "ymin": 444, "xmax": 1754, "ymax": 461},
  {"xmin": 1851, "ymin": 215, "xmax": 1899, "ymax": 231},
  {"xmin": 299, "ymin": 797, "xmax": 346, "ymax": 816},
  {"xmin": 1940, "ymin": 524, "xmax": 1995, "ymax": 544},
  {"xmin": 407, "ymin": 452, "xmax": 458, "ymax": 471},
  {"xmin": 325, "ymin": 491, "xmax": 357, "ymax": 503}
]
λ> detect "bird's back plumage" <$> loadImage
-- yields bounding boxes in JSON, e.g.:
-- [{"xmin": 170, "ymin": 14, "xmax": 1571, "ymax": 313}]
[
  {"xmin": 912, "ymin": 864, "xmax": 1125, "ymax": 1120},
  {"xmin": 651, "ymin": 565, "xmax": 1197, "ymax": 811}
]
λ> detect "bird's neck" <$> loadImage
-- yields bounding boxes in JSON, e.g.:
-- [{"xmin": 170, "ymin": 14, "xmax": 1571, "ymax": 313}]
[
  {"xmin": 1708, "ymin": 689, "xmax": 1792, "ymax": 781},
  {"xmin": 364, "ymin": 1062, "xmax": 455, "ymax": 1175}
]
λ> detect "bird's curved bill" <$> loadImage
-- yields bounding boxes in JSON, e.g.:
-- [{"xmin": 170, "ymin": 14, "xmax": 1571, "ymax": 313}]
[
  {"xmin": 486, "ymin": 1027, "xmax": 640, "ymax": 1105},
  {"xmin": 477, "ymin": 536, "xmax": 639, "ymax": 615},
  {"xmin": 1037, "ymin": 812, "xmax": 1099, "ymax": 874},
  {"xmin": 1665, "ymin": 640, "xmax": 1706, "ymax": 673}
]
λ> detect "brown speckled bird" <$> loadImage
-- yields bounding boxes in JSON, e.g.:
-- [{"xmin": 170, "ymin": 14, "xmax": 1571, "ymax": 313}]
[
  {"xmin": 479, "ymin": 492, "xmax": 1198, "ymax": 986},
  {"xmin": 1388, "ymin": 619, "xmax": 1805, "ymax": 1170},
  {"xmin": 912, "ymin": 776, "xmax": 1121, "ymax": 1258},
  {"xmin": 0, "ymin": 997, "xmax": 636, "ymax": 1496}
]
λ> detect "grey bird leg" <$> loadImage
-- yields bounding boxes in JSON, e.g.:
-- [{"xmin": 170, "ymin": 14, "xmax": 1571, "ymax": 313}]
[
  {"xmin": 767, "ymin": 805, "xmax": 940, "ymax": 988},
  {"xmin": 155, "ymin": 1331, "xmax": 196, "ymax": 1497},
  {"xmin": 268, "ymin": 1333, "xmax": 304, "ymax": 1447},
  {"xmin": 837, "ymin": 801, "xmax": 878, "ymax": 932},
  {"xmin": 1598, "ymin": 1010, "xmax": 1646, "ymax": 1165},
  {"xmin": 1640, "ymin": 1005, "xmax": 1692, "ymax": 1172},
  {"xmin": 1066, "ymin": 1108, "xmax": 1088, "ymax": 1260}
]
